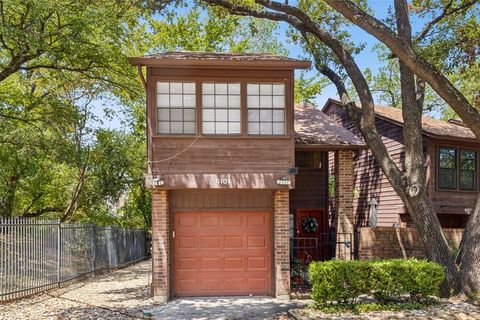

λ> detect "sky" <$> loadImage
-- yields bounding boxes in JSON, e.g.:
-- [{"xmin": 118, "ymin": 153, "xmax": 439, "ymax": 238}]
[{"xmin": 92, "ymin": 0, "xmax": 433, "ymax": 130}]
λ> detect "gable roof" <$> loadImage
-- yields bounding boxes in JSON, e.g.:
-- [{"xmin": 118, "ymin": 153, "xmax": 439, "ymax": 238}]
[
  {"xmin": 322, "ymin": 99, "xmax": 478, "ymax": 142},
  {"xmin": 128, "ymin": 51, "xmax": 311, "ymax": 69},
  {"xmin": 294, "ymin": 102, "xmax": 365, "ymax": 148}
]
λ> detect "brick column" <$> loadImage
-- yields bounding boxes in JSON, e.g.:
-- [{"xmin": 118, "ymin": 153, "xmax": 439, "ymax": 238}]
[
  {"xmin": 335, "ymin": 150, "xmax": 354, "ymax": 260},
  {"xmin": 151, "ymin": 189, "xmax": 170, "ymax": 303},
  {"xmin": 274, "ymin": 190, "xmax": 290, "ymax": 300}
]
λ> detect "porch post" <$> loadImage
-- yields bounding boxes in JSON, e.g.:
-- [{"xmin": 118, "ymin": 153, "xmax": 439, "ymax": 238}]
[
  {"xmin": 335, "ymin": 150, "xmax": 355, "ymax": 260},
  {"xmin": 274, "ymin": 190, "xmax": 290, "ymax": 299},
  {"xmin": 151, "ymin": 189, "xmax": 170, "ymax": 303}
]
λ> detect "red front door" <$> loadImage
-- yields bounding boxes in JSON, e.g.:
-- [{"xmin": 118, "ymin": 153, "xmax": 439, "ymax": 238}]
[{"xmin": 295, "ymin": 208, "xmax": 329, "ymax": 261}]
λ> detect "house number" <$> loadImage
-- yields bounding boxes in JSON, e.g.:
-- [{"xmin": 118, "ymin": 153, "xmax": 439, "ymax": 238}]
[{"xmin": 215, "ymin": 178, "xmax": 230, "ymax": 185}]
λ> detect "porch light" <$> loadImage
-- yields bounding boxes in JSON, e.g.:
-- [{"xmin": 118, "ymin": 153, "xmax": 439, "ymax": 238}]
[
  {"xmin": 276, "ymin": 177, "xmax": 291, "ymax": 186},
  {"xmin": 152, "ymin": 178, "xmax": 165, "ymax": 187}
]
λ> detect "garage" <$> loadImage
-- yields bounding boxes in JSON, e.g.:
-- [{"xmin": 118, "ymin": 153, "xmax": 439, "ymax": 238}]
[{"xmin": 173, "ymin": 211, "xmax": 272, "ymax": 296}]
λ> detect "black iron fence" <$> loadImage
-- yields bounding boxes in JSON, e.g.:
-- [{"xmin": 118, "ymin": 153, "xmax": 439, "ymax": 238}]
[
  {"xmin": 0, "ymin": 217, "xmax": 149, "ymax": 302},
  {"xmin": 290, "ymin": 233, "xmax": 353, "ymax": 290}
]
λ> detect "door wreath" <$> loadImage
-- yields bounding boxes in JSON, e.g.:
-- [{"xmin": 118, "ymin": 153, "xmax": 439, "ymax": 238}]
[{"xmin": 302, "ymin": 216, "xmax": 319, "ymax": 233}]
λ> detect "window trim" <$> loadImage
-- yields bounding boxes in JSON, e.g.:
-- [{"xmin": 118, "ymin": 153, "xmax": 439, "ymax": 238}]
[
  {"xmin": 459, "ymin": 148, "xmax": 477, "ymax": 191},
  {"xmin": 436, "ymin": 146, "xmax": 479, "ymax": 192},
  {"xmin": 151, "ymin": 75, "xmax": 290, "ymax": 138}
]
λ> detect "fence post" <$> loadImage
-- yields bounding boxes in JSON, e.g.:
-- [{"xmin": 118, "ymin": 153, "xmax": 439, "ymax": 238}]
[
  {"xmin": 92, "ymin": 224, "xmax": 97, "ymax": 274},
  {"xmin": 57, "ymin": 220, "xmax": 61, "ymax": 287}
]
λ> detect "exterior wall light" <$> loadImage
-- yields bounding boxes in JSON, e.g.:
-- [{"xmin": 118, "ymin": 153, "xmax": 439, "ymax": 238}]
[
  {"xmin": 153, "ymin": 178, "xmax": 165, "ymax": 187},
  {"xmin": 276, "ymin": 177, "xmax": 291, "ymax": 186}
]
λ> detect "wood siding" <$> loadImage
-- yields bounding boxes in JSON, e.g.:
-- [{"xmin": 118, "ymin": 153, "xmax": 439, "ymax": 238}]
[
  {"xmin": 325, "ymin": 106, "xmax": 406, "ymax": 227},
  {"xmin": 146, "ymin": 67, "xmax": 295, "ymax": 189}
]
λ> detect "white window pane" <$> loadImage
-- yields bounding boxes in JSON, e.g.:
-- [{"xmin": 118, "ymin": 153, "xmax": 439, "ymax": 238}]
[
  {"xmin": 158, "ymin": 122, "xmax": 170, "ymax": 134},
  {"xmin": 260, "ymin": 96, "xmax": 272, "ymax": 108},
  {"xmin": 229, "ymin": 83, "xmax": 240, "ymax": 94},
  {"xmin": 273, "ymin": 96, "xmax": 285, "ymax": 108},
  {"xmin": 215, "ymin": 95, "xmax": 228, "ymax": 107},
  {"xmin": 203, "ymin": 122, "xmax": 215, "ymax": 134},
  {"xmin": 260, "ymin": 122, "xmax": 273, "ymax": 134},
  {"xmin": 247, "ymin": 84, "xmax": 259, "ymax": 95},
  {"xmin": 260, "ymin": 84, "xmax": 272, "ymax": 95},
  {"xmin": 170, "ymin": 122, "xmax": 183, "ymax": 133},
  {"xmin": 203, "ymin": 83, "xmax": 214, "ymax": 94},
  {"xmin": 183, "ymin": 94, "xmax": 195, "ymax": 108},
  {"xmin": 215, "ymin": 83, "xmax": 228, "ymax": 94},
  {"xmin": 203, "ymin": 109, "xmax": 215, "ymax": 121},
  {"xmin": 216, "ymin": 122, "xmax": 228, "ymax": 134},
  {"xmin": 247, "ymin": 96, "xmax": 259, "ymax": 108},
  {"xmin": 229, "ymin": 110, "xmax": 241, "ymax": 121},
  {"xmin": 228, "ymin": 95, "xmax": 241, "ymax": 108},
  {"xmin": 158, "ymin": 109, "xmax": 170, "ymax": 121},
  {"xmin": 170, "ymin": 108, "xmax": 183, "ymax": 121},
  {"xmin": 184, "ymin": 122, "xmax": 195, "ymax": 134},
  {"xmin": 215, "ymin": 109, "xmax": 228, "ymax": 121},
  {"xmin": 183, "ymin": 82, "xmax": 195, "ymax": 94},
  {"xmin": 273, "ymin": 110, "xmax": 284, "ymax": 122},
  {"xmin": 203, "ymin": 95, "xmax": 215, "ymax": 108},
  {"xmin": 273, "ymin": 122, "xmax": 285, "ymax": 135},
  {"xmin": 248, "ymin": 122, "xmax": 260, "ymax": 134},
  {"xmin": 184, "ymin": 109, "xmax": 195, "ymax": 121},
  {"xmin": 272, "ymin": 84, "xmax": 285, "ymax": 95},
  {"xmin": 248, "ymin": 110, "xmax": 260, "ymax": 122},
  {"xmin": 157, "ymin": 82, "xmax": 169, "ymax": 94},
  {"xmin": 170, "ymin": 94, "xmax": 183, "ymax": 107},
  {"xmin": 157, "ymin": 94, "xmax": 170, "ymax": 108},
  {"xmin": 229, "ymin": 122, "xmax": 241, "ymax": 134},
  {"xmin": 170, "ymin": 82, "xmax": 183, "ymax": 94},
  {"xmin": 260, "ymin": 110, "xmax": 272, "ymax": 121}
]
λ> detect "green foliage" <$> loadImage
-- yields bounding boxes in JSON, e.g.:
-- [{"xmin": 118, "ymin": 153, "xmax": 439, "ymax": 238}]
[
  {"xmin": 313, "ymin": 300, "xmax": 432, "ymax": 314},
  {"xmin": 294, "ymin": 72, "xmax": 328, "ymax": 105},
  {"xmin": 308, "ymin": 259, "xmax": 445, "ymax": 306}
]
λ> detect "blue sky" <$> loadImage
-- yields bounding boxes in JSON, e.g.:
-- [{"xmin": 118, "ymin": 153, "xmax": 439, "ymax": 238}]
[{"xmin": 93, "ymin": 1, "xmax": 432, "ymax": 130}]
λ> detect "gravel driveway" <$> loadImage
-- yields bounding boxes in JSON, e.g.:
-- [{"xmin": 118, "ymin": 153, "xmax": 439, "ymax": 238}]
[{"xmin": 0, "ymin": 260, "xmax": 153, "ymax": 320}]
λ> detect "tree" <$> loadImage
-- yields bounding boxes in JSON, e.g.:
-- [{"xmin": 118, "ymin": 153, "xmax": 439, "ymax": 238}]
[{"xmin": 176, "ymin": 0, "xmax": 480, "ymax": 294}]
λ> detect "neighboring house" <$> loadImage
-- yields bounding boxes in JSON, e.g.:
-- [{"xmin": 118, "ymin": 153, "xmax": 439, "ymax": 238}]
[
  {"xmin": 323, "ymin": 98, "xmax": 479, "ymax": 229},
  {"xmin": 129, "ymin": 52, "xmax": 364, "ymax": 302}
]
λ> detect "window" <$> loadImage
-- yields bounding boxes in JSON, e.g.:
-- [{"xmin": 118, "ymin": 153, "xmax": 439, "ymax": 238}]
[
  {"xmin": 247, "ymin": 83, "xmax": 285, "ymax": 135},
  {"xmin": 438, "ymin": 147, "xmax": 456, "ymax": 190},
  {"xmin": 156, "ymin": 82, "xmax": 196, "ymax": 134},
  {"xmin": 460, "ymin": 150, "xmax": 477, "ymax": 191},
  {"xmin": 202, "ymin": 82, "xmax": 241, "ymax": 134}
]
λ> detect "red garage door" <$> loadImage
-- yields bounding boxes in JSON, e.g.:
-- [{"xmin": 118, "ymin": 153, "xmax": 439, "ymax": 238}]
[{"xmin": 173, "ymin": 211, "xmax": 272, "ymax": 296}]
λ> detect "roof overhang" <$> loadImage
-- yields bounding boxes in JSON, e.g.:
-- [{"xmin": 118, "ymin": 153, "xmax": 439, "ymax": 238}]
[{"xmin": 295, "ymin": 144, "xmax": 367, "ymax": 151}]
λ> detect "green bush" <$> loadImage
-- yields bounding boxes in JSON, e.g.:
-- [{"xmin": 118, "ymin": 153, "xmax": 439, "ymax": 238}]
[{"xmin": 308, "ymin": 259, "xmax": 445, "ymax": 306}]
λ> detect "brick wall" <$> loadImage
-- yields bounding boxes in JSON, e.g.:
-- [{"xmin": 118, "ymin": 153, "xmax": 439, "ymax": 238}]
[
  {"xmin": 357, "ymin": 227, "xmax": 464, "ymax": 259},
  {"xmin": 274, "ymin": 190, "xmax": 290, "ymax": 299},
  {"xmin": 335, "ymin": 150, "xmax": 354, "ymax": 260},
  {"xmin": 151, "ymin": 189, "xmax": 170, "ymax": 303}
]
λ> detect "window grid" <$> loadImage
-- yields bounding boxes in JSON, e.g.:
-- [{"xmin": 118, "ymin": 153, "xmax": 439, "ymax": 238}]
[
  {"xmin": 247, "ymin": 83, "xmax": 285, "ymax": 135},
  {"xmin": 460, "ymin": 149, "xmax": 477, "ymax": 191},
  {"xmin": 156, "ymin": 82, "xmax": 196, "ymax": 135},
  {"xmin": 202, "ymin": 82, "xmax": 241, "ymax": 135},
  {"xmin": 438, "ymin": 147, "xmax": 457, "ymax": 190}
]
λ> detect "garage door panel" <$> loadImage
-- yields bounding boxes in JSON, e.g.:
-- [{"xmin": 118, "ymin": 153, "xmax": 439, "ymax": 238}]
[{"xmin": 173, "ymin": 211, "xmax": 272, "ymax": 296}]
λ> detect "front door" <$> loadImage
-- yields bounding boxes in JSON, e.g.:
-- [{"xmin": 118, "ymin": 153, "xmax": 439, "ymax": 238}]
[{"xmin": 295, "ymin": 208, "xmax": 329, "ymax": 261}]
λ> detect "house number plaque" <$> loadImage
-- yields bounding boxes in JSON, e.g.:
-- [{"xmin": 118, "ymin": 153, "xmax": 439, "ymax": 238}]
[{"xmin": 215, "ymin": 178, "xmax": 230, "ymax": 185}]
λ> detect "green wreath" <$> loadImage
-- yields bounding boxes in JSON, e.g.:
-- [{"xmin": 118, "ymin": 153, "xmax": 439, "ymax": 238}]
[{"xmin": 302, "ymin": 216, "xmax": 319, "ymax": 233}]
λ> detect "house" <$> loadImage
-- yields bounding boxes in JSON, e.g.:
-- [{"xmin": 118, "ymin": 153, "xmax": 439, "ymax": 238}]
[
  {"xmin": 323, "ymin": 99, "xmax": 479, "ymax": 257},
  {"xmin": 128, "ymin": 52, "xmax": 364, "ymax": 302}
]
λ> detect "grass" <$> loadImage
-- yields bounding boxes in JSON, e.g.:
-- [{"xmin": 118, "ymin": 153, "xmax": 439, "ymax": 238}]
[{"xmin": 310, "ymin": 299, "xmax": 438, "ymax": 314}]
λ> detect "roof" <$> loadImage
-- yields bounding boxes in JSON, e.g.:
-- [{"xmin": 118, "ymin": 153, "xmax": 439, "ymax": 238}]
[
  {"xmin": 294, "ymin": 102, "xmax": 366, "ymax": 148},
  {"xmin": 323, "ymin": 99, "xmax": 478, "ymax": 142},
  {"xmin": 128, "ymin": 51, "xmax": 311, "ymax": 69}
]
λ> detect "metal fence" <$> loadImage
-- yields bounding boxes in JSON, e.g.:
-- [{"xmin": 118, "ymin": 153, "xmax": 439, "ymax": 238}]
[
  {"xmin": 0, "ymin": 217, "xmax": 149, "ymax": 302},
  {"xmin": 290, "ymin": 233, "xmax": 353, "ymax": 290}
]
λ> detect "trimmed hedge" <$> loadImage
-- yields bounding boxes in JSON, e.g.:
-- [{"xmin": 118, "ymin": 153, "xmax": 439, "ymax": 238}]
[{"xmin": 308, "ymin": 259, "xmax": 445, "ymax": 305}]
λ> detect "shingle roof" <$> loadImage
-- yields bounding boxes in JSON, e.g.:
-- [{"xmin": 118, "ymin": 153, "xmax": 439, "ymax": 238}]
[
  {"xmin": 128, "ymin": 51, "xmax": 311, "ymax": 69},
  {"xmin": 294, "ymin": 102, "xmax": 365, "ymax": 147},
  {"xmin": 323, "ymin": 99, "xmax": 478, "ymax": 141}
]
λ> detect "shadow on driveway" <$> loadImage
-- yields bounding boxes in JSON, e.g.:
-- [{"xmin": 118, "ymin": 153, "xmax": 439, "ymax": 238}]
[{"xmin": 149, "ymin": 296, "xmax": 310, "ymax": 320}]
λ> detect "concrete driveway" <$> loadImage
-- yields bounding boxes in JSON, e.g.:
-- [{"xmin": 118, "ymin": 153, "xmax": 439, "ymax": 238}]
[{"xmin": 149, "ymin": 296, "xmax": 309, "ymax": 320}]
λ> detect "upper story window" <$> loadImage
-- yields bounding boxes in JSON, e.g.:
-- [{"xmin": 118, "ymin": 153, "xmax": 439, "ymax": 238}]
[
  {"xmin": 156, "ymin": 82, "xmax": 196, "ymax": 134},
  {"xmin": 247, "ymin": 83, "xmax": 285, "ymax": 135},
  {"xmin": 438, "ymin": 147, "xmax": 478, "ymax": 191},
  {"xmin": 202, "ymin": 82, "xmax": 241, "ymax": 134}
]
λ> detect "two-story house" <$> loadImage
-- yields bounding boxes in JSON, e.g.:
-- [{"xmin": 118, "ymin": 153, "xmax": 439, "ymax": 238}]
[{"xmin": 129, "ymin": 52, "xmax": 364, "ymax": 302}]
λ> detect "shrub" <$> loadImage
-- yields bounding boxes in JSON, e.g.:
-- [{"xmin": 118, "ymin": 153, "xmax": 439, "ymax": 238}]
[{"xmin": 308, "ymin": 259, "xmax": 445, "ymax": 306}]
